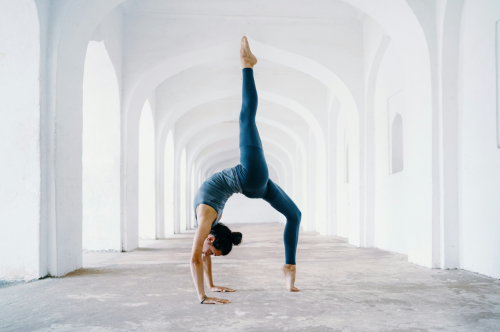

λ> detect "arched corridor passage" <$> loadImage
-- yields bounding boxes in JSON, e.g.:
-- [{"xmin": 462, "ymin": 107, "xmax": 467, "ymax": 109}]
[{"xmin": 1, "ymin": 0, "xmax": 500, "ymax": 330}]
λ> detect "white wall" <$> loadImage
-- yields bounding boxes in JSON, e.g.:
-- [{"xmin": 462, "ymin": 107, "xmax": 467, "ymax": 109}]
[
  {"xmin": 179, "ymin": 149, "xmax": 187, "ymax": 232},
  {"xmin": 373, "ymin": 41, "xmax": 408, "ymax": 255},
  {"xmin": 336, "ymin": 105, "xmax": 360, "ymax": 243},
  {"xmin": 91, "ymin": 7, "xmax": 124, "ymax": 89},
  {"xmin": 459, "ymin": 0, "xmax": 500, "ymax": 279},
  {"xmin": 206, "ymin": 159, "xmax": 282, "ymax": 225},
  {"xmin": 336, "ymin": 120, "xmax": 350, "ymax": 239},
  {"xmin": 164, "ymin": 131, "xmax": 175, "ymax": 235},
  {"xmin": 82, "ymin": 40, "xmax": 121, "ymax": 251},
  {"xmin": 0, "ymin": 0, "xmax": 41, "ymax": 282},
  {"xmin": 222, "ymin": 194, "xmax": 280, "ymax": 224},
  {"xmin": 81, "ymin": 7, "xmax": 123, "ymax": 252},
  {"xmin": 37, "ymin": 0, "xmax": 125, "ymax": 277},
  {"xmin": 139, "ymin": 100, "xmax": 156, "ymax": 239}
]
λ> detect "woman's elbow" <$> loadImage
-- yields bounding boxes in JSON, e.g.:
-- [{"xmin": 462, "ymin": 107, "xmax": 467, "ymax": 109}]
[{"xmin": 190, "ymin": 256, "xmax": 202, "ymax": 265}]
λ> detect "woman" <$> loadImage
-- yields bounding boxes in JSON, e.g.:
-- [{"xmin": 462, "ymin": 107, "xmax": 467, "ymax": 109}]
[{"xmin": 190, "ymin": 37, "xmax": 301, "ymax": 305}]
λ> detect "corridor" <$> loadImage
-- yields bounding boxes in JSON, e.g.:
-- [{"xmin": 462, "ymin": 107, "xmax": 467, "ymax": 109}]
[
  {"xmin": 2, "ymin": 223, "xmax": 499, "ymax": 331},
  {"xmin": 2, "ymin": 1, "xmax": 500, "ymax": 329}
]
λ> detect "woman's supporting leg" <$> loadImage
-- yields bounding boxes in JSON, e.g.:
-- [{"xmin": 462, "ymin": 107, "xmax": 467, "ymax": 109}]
[
  {"xmin": 264, "ymin": 179, "xmax": 301, "ymax": 292},
  {"xmin": 263, "ymin": 180, "xmax": 301, "ymax": 265}
]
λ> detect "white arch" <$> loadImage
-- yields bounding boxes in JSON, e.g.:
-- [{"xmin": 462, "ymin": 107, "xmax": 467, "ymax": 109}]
[
  {"xmin": 192, "ymin": 136, "xmax": 296, "ymax": 198},
  {"xmin": 189, "ymin": 167, "xmax": 196, "ymax": 229},
  {"xmin": 197, "ymin": 147, "xmax": 291, "ymax": 190},
  {"xmin": 437, "ymin": 0, "xmax": 466, "ymax": 270},
  {"xmin": 41, "ymin": 0, "xmax": 125, "ymax": 276},
  {"xmin": 188, "ymin": 116, "xmax": 308, "ymax": 219},
  {"xmin": 190, "ymin": 137, "xmax": 294, "ymax": 216},
  {"xmin": 342, "ymin": 0, "xmax": 434, "ymax": 267},
  {"xmin": 167, "ymin": 90, "xmax": 309, "ymax": 204},
  {"xmin": 203, "ymin": 155, "xmax": 285, "ymax": 189},
  {"xmin": 82, "ymin": 40, "xmax": 121, "ymax": 251},
  {"xmin": 162, "ymin": 88, "xmax": 310, "ymax": 163},
  {"xmin": 362, "ymin": 34, "xmax": 391, "ymax": 247},
  {"xmin": 187, "ymin": 128, "xmax": 295, "ymax": 180},
  {"xmin": 179, "ymin": 149, "xmax": 187, "ymax": 233},
  {"xmin": 127, "ymin": 37, "xmax": 357, "ymax": 133},
  {"xmin": 164, "ymin": 89, "xmax": 319, "ymax": 235},
  {"xmin": 139, "ymin": 99, "xmax": 155, "ymax": 240},
  {"xmin": 122, "ymin": 38, "xmax": 359, "ymax": 244},
  {"xmin": 189, "ymin": 127, "xmax": 296, "ymax": 172},
  {"xmin": 163, "ymin": 131, "xmax": 175, "ymax": 236}
]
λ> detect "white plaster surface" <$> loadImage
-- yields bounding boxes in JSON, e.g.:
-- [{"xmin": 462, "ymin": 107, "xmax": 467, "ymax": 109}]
[
  {"xmin": 459, "ymin": 0, "xmax": 500, "ymax": 279},
  {"xmin": 0, "ymin": 0, "xmax": 41, "ymax": 282},
  {"xmin": 2, "ymin": 0, "xmax": 500, "ymax": 285},
  {"xmin": 82, "ymin": 41, "xmax": 121, "ymax": 251},
  {"xmin": 220, "ymin": 194, "xmax": 280, "ymax": 225},
  {"xmin": 39, "ymin": 0, "xmax": 125, "ymax": 278},
  {"xmin": 163, "ymin": 131, "xmax": 175, "ymax": 235},
  {"xmin": 139, "ymin": 100, "xmax": 156, "ymax": 239},
  {"xmin": 373, "ymin": 42, "xmax": 408, "ymax": 256}
]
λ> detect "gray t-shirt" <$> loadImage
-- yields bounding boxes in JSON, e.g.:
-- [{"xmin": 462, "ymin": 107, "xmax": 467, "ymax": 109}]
[{"xmin": 193, "ymin": 167, "xmax": 242, "ymax": 228}]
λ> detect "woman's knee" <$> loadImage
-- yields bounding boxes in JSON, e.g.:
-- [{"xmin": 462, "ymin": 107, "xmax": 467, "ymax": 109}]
[
  {"xmin": 295, "ymin": 209, "xmax": 302, "ymax": 224},
  {"xmin": 287, "ymin": 209, "xmax": 301, "ymax": 225}
]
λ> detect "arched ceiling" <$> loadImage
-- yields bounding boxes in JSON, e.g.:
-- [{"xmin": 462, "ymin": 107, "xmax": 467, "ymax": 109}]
[{"xmin": 117, "ymin": 0, "xmax": 368, "ymax": 186}]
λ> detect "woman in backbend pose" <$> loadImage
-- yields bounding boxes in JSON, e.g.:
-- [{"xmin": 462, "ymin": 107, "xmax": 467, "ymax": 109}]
[{"xmin": 190, "ymin": 37, "xmax": 301, "ymax": 305}]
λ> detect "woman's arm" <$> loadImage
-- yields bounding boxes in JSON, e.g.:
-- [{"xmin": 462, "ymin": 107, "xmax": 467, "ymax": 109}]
[
  {"xmin": 190, "ymin": 204, "xmax": 230, "ymax": 304},
  {"xmin": 202, "ymin": 254, "xmax": 214, "ymax": 288},
  {"xmin": 203, "ymin": 254, "xmax": 235, "ymax": 293}
]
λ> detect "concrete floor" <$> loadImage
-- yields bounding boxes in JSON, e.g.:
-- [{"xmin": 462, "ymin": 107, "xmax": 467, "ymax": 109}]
[{"xmin": 1, "ymin": 223, "xmax": 499, "ymax": 332}]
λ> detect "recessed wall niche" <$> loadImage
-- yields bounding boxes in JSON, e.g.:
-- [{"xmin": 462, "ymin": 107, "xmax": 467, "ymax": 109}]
[
  {"xmin": 387, "ymin": 90, "xmax": 404, "ymax": 174},
  {"xmin": 391, "ymin": 113, "xmax": 404, "ymax": 173}
]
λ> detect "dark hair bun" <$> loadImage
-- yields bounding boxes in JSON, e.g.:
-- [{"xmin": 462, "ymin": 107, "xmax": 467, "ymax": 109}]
[
  {"xmin": 210, "ymin": 223, "xmax": 242, "ymax": 255},
  {"xmin": 231, "ymin": 232, "xmax": 242, "ymax": 245}
]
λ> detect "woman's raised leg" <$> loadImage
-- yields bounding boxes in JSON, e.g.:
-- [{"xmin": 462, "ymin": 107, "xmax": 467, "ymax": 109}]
[
  {"xmin": 239, "ymin": 68, "xmax": 261, "ymax": 149},
  {"xmin": 238, "ymin": 37, "xmax": 269, "ymax": 195}
]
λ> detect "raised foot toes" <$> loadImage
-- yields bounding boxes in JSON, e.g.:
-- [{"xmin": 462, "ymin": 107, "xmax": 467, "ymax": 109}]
[{"xmin": 240, "ymin": 37, "xmax": 257, "ymax": 66}]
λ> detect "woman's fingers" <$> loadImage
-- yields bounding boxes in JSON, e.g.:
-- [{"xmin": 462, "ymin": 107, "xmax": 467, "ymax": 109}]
[
  {"xmin": 219, "ymin": 286, "xmax": 235, "ymax": 292},
  {"xmin": 211, "ymin": 286, "xmax": 236, "ymax": 292}
]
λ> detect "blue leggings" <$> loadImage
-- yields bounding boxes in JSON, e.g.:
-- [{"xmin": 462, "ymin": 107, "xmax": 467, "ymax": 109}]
[{"xmin": 235, "ymin": 68, "xmax": 302, "ymax": 265}]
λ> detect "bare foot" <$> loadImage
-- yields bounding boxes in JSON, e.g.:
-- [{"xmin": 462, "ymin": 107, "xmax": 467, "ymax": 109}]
[
  {"xmin": 240, "ymin": 36, "xmax": 257, "ymax": 69},
  {"xmin": 282, "ymin": 264, "xmax": 300, "ymax": 292}
]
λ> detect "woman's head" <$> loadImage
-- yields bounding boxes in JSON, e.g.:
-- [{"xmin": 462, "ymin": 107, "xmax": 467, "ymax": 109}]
[{"xmin": 202, "ymin": 223, "xmax": 242, "ymax": 256}]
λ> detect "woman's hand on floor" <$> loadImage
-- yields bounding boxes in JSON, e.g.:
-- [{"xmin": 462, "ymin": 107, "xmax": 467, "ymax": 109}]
[
  {"xmin": 210, "ymin": 286, "xmax": 235, "ymax": 292},
  {"xmin": 203, "ymin": 296, "xmax": 231, "ymax": 304}
]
